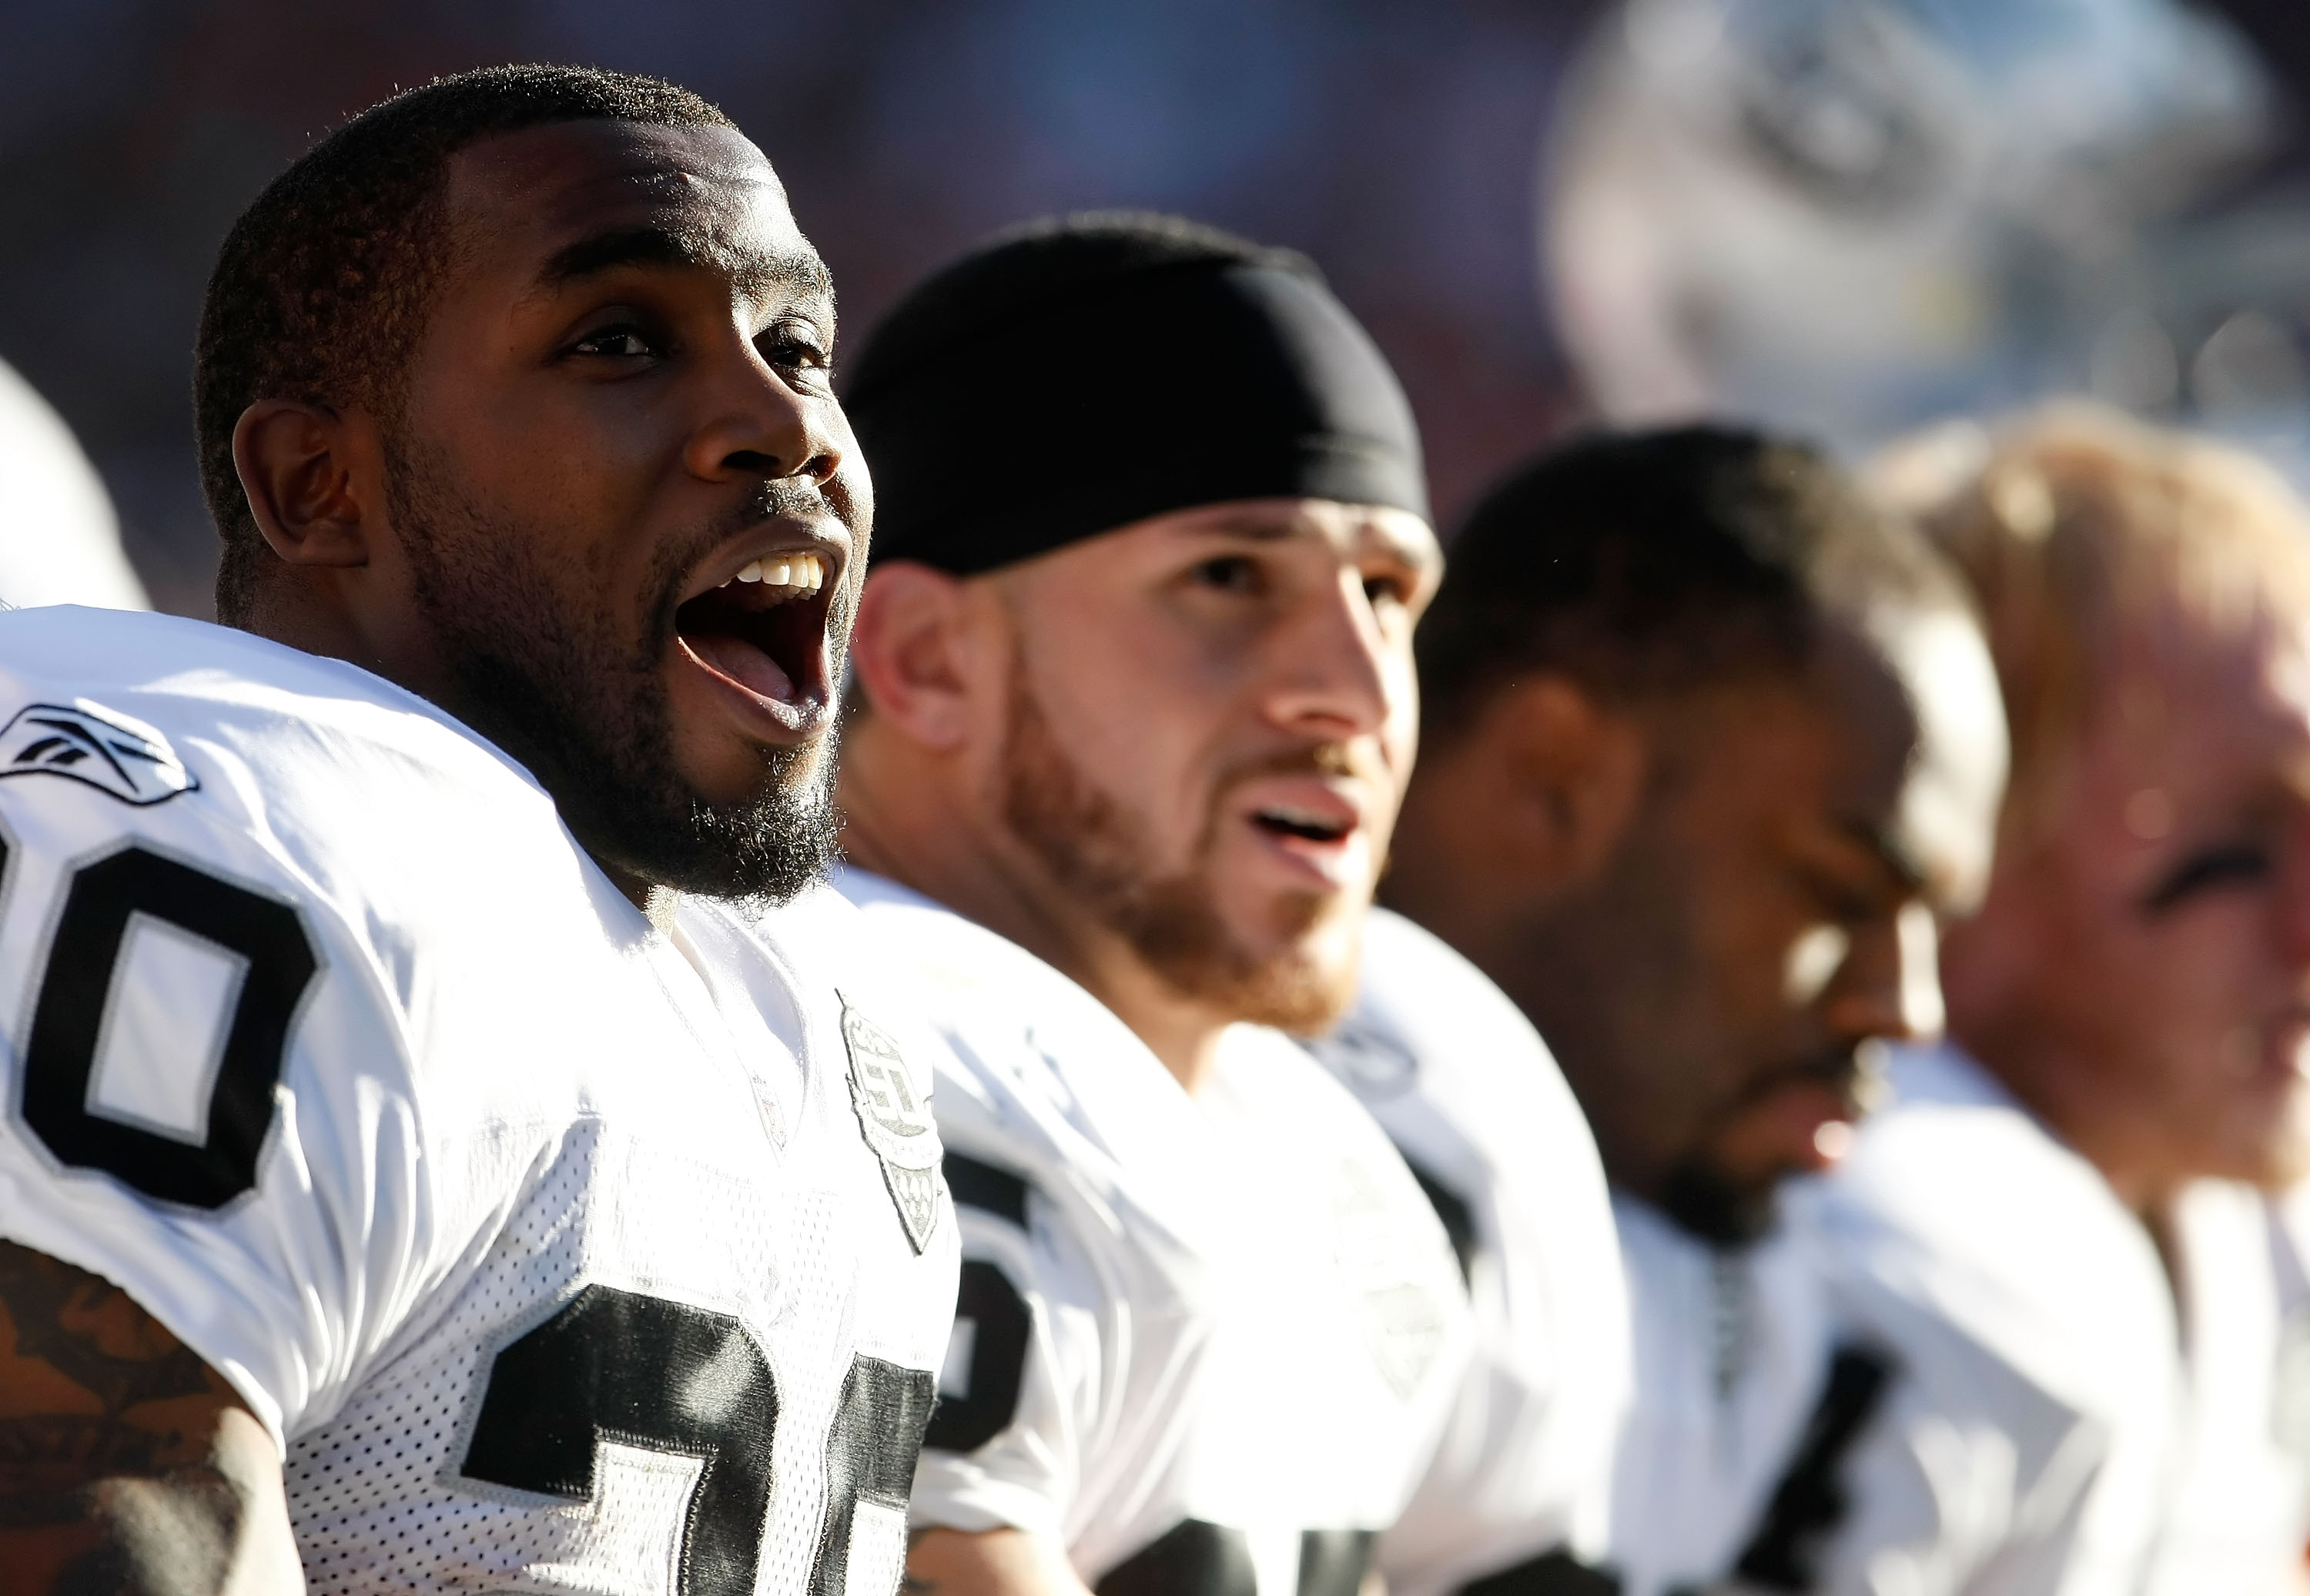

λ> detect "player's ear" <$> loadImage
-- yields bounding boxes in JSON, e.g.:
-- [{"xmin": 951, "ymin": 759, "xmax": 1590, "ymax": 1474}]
[
  {"xmin": 849, "ymin": 561, "xmax": 979, "ymax": 751},
  {"xmin": 1487, "ymin": 675, "xmax": 1646, "ymax": 887},
  {"xmin": 232, "ymin": 400, "xmax": 380, "ymax": 570}
]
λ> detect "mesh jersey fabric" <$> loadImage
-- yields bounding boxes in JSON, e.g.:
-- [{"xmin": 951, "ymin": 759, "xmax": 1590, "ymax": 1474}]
[
  {"xmin": 1301, "ymin": 907, "xmax": 1629, "ymax": 1596},
  {"xmin": 835, "ymin": 869, "xmax": 1471, "ymax": 1596},
  {"xmin": 0, "ymin": 607, "xmax": 960, "ymax": 1595}
]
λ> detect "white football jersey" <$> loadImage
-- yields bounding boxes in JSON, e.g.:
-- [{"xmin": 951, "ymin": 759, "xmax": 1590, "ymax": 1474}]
[
  {"xmin": 2133, "ymin": 1179, "xmax": 2310, "ymax": 1591},
  {"xmin": 1612, "ymin": 1040, "xmax": 2168, "ymax": 1596},
  {"xmin": 1610, "ymin": 1189, "xmax": 1830, "ymax": 1595},
  {"xmin": 2260, "ymin": 1183, "xmax": 2310, "ymax": 1560},
  {"xmin": 0, "ymin": 607, "xmax": 959, "ymax": 1596},
  {"xmin": 1827, "ymin": 1042, "xmax": 2310, "ymax": 1594},
  {"xmin": 835, "ymin": 871, "xmax": 1472, "ymax": 1596},
  {"xmin": 1303, "ymin": 908, "xmax": 1629, "ymax": 1596}
]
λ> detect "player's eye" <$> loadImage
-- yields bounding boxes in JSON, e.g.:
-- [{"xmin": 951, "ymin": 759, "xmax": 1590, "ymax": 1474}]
[
  {"xmin": 1789, "ymin": 852, "xmax": 1892, "ymax": 925},
  {"xmin": 1363, "ymin": 571, "xmax": 1412, "ymax": 609},
  {"xmin": 761, "ymin": 321, "xmax": 834, "ymax": 386},
  {"xmin": 1807, "ymin": 876, "xmax": 1883, "ymax": 925},
  {"xmin": 566, "ymin": 322, "xmax": 662, "ymax": 361},
  {"xmin": 1190, "ymin": 554, "xmax": 1264, "ymax": 596},
  {"xmin": 2141, "ymin": 841, "xmax": 2271, "ymax": 913}
]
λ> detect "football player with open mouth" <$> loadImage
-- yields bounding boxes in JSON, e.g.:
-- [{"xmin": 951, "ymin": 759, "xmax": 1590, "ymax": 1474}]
[{"xmin": 0, "ymin": 65, "xmax": 959, "ymax": 1594}]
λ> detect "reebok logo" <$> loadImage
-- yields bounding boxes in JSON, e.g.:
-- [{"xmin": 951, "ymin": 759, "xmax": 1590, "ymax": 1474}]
[{"xmin": 0, "ymin": 702, "xmax": 198, "ymax": 806}]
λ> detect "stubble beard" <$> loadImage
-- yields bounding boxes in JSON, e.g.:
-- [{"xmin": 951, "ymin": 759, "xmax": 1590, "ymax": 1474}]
[
  {"xmin": 387, "ymin": 430, "xmax": 839, "ymax": 905},
  {"xmin": 996, "ymin": 663, "xmax": 1363, "ymax": 1035}
]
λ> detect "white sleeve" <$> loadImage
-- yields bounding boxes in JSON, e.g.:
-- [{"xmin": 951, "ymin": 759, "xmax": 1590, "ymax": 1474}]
[
  {"xmin": 909, "ymin": 1149, "xmax": 1110, "ymax": 1541},
  {"xmin": 1806, "ymin": 1317, "xmax": 2112, "ymax": 1596},
  {"xmin": 0, "ymin": 765, "xmax": 445, "ymax": 1452},
  {"xmin": 1809, "ymin": 1064, "xmax": 2176, "ymax": 1596}
]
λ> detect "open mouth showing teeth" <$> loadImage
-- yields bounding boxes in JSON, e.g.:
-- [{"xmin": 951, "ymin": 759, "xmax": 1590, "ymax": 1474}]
[
  {"xmin": 673, "ymin": 550, "xmax": 834, "ymax": 707},
  {"xmin": 1254, "ymin": 806, "xmax": 1352, "ymax": 844}
]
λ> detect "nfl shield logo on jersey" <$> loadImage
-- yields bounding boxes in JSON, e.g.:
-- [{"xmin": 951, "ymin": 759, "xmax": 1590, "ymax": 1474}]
[
  {"xmin": 0, "ymin": 701, "xmax": 196, "ymax": 806},
  {"xmin": 842, "ymin": 995, "xmax": 944, "ymax": 1253}
]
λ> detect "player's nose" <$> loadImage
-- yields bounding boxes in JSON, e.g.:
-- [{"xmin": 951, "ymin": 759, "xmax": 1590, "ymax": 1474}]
[
  {"xmin": 681, "ymin": 326, "xmax": 845, "ymax": 490},
  {"xmin": 1260, "ymin": 565, "xmax": 1395, "ymax": 741},
  {"xmin": 1820, "ymin": 903, "xmax": 1940, "ymax": 1044}
]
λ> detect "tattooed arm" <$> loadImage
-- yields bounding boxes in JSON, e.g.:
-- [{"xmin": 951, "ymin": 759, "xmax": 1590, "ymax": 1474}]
[{"xmin": 0, "ymin": 1240, "xmax": 304, "ymax": 1594}]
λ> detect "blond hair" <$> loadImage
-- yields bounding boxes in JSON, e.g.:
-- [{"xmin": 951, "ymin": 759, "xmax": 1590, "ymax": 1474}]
[{"xmin": 1873, "ymin": 403, "xmax": 2310, "ymax": 843}]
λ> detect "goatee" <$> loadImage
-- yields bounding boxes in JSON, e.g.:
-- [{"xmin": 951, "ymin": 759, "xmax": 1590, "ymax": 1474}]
[{"xmin": 389, "ymin": 431, "xmax": 839, "ymax": 905}]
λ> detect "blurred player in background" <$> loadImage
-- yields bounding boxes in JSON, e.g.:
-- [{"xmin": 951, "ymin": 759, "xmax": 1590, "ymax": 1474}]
[
  {"xmin": 1848, "ymin": 404, "xmax": 2310, "ymax": 1592},
  {"xmin": 1302, "ymin": 711, "xmax": 1631, "ymax": 1588},
  {"xmin": 0, "ymin": 353, "xmax": 147, "ymax": 609},
  {"xmin": 0, "ymin": 65, "xmax": 959, "ymax": 1594},
  {"xmin": 1378, "ymin": 428, "xmax": 2111, "ymax": 1594},
  {"xmin": 835, "ymin": 213, "xmax": 1473, "ymax": 1596}
]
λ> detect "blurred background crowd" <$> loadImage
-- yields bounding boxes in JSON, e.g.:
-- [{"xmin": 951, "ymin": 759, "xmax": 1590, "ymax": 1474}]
[{"xmin": 5, "ymin": 0, "xmax": 2310, "ymax": 614}]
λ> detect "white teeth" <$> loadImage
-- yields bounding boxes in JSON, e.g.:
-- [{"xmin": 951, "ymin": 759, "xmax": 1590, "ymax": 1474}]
[
  {"xmin": 719, "ymin": 551, "xmax": 826, "ymax": 596},
  {"xmin": 1267, "ymin": 806, "xmax": 1330, "ymax": 825}
]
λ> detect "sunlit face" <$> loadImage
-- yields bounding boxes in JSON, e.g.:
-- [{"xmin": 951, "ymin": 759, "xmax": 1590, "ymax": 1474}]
[
  {"xmin": 1983, "ymin": 613, "xmax": 2310, "ymax": 1190},
  {"xmin": 381, "ymin": 119, "xmax": 866, "ymax": 898},
  {"xmin": 1579, "ymin": 618, "xmax": 2005, "ymax": 1240},
  {"xmin": 987, "ymin": 497, "xmax": 1441, "ymax": 1030}
]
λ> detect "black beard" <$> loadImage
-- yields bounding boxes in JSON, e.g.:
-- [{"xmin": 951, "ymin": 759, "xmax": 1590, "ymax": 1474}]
[
  {"xmin": 387, "ymin": 433, "xmax": 839, "ymax": 905},
  {"xmin": 1657, "ymin": 1156, "xmax": 1782, "ymax": 1248}
]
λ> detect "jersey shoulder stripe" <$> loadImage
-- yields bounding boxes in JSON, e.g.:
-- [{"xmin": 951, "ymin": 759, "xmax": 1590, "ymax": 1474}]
[
  {"xmin": 1402, "ymin": 1159, "xmax": 1477, "ymax": 1288},
  {"xmin": 947, "ymin": 1149, "xmax": 1031, "ymax": 1227}
]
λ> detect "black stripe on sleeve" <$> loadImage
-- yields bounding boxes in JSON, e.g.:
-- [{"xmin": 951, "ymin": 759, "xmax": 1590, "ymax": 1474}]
[
  {"xmin": 1730, "ymin": 1341, "xmax": 1898, "ymax": 1591},
  {"xmin": 1404, "ymin": 1154, "xmax": 1478, "ymax": 1288},
  {"xmin": 943, "ymin": 1150, "xmax": 1029, "ymax": 1228}
]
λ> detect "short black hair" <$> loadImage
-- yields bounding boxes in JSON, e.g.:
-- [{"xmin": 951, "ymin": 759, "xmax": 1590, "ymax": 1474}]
[
  {"xmin": 195, "ymin": 64, "xmax": 735, "ymax": 623},
  {"xmin": 1418, "ymin": 426, "xmax": 1958, "ymax": 740}
]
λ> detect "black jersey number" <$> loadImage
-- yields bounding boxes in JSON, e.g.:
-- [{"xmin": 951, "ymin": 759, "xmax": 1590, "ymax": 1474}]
[
  {"xmin": 926, "ymin": 1153, "xmax": 1035, "ymax": 1455},
  {"xmin": 461, "ymin": 1284, "xmax": 936, "ymax": 1596},
  {"xmin": 924, "ymin": 1260, "xmax": 1031, "ymax": 1453},
  {"xmin": 20, "ymin": 845, "xmax": 317, "ymax": 1209}
]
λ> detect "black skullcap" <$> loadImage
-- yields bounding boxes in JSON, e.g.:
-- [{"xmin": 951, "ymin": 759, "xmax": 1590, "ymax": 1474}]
[{"xmin": 844, "ymin": 212, "xmax": 1429, "ymax": 575}]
